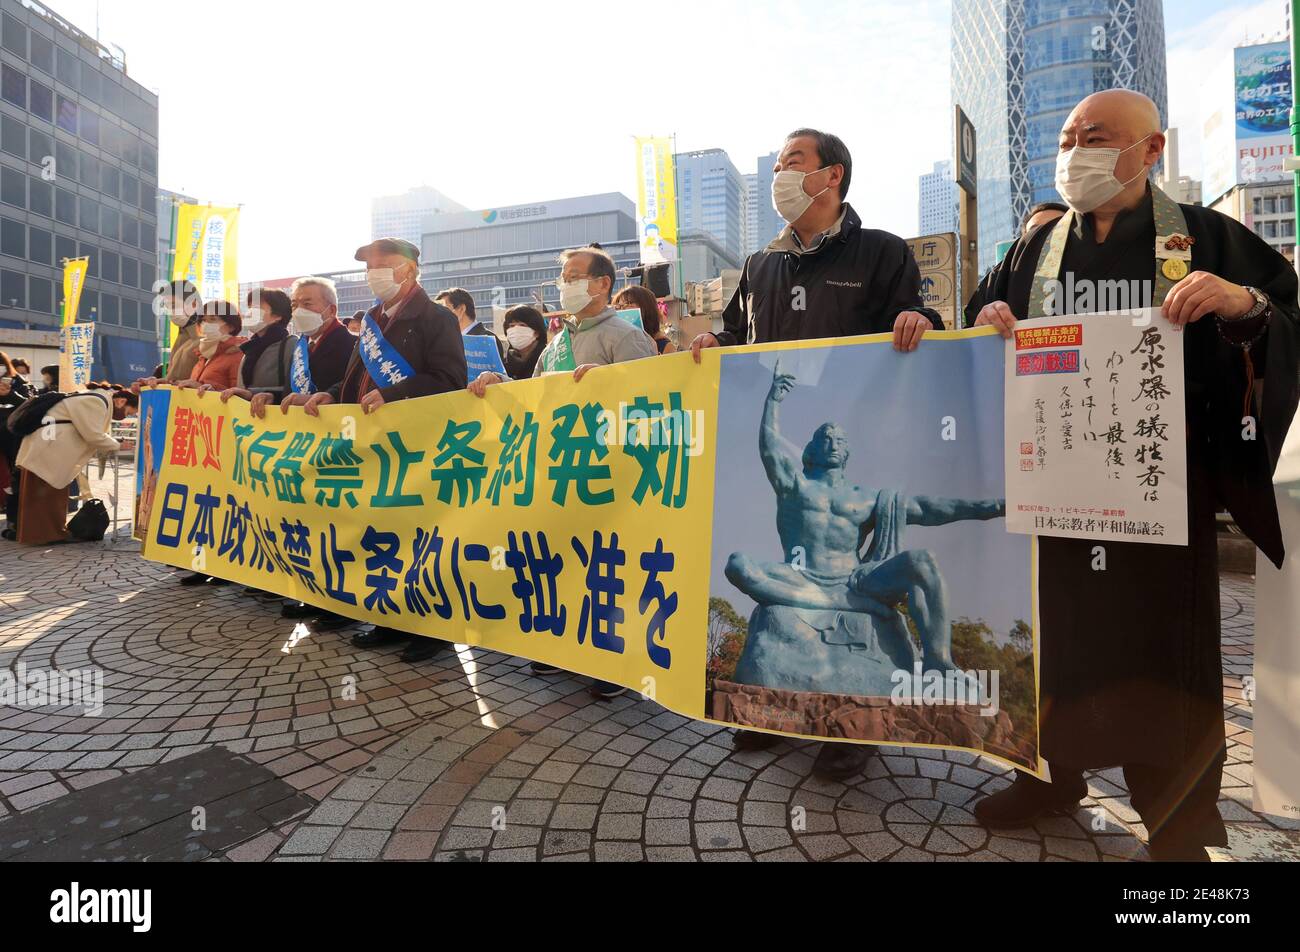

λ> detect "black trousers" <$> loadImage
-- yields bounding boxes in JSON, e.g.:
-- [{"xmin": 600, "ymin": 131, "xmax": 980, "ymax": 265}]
[{"xmin": 1056, "ymin": 746, "xmax": 1228, "ymax": 849}]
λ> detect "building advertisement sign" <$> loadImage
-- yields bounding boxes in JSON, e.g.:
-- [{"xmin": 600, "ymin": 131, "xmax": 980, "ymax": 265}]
[{"xmin": 1202, "ymin": 41, "xmax": 1293, "ymax": 205}]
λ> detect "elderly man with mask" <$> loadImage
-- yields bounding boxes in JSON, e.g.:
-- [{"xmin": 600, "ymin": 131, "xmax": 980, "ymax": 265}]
[
  {"xmin": 470, "ymin": 245, "xmax": 654, "ymax": 392},
  {"xmin": 956, "ymin": 90, "xmax": 1298, "ymax": 861},
  {"xmin": 245, "ymin": 275, "xmax": 360, "ymax": 627},
  {"xmin": 470, "ymin": 245, "xmax": 654, "ymax": 698},
  {"xmin": 286, "ymin": 238, "xmax": 468, "ymax": 663}
]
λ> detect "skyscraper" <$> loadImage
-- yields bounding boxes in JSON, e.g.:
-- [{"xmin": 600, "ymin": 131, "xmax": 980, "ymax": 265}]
[
  {"xmin": 370, "ymin": 185, "xmax": 466, "ymax": 246},
  {"xmin": 742, "ymin": 172, "xmax": 757, "ymax": 256},
  {"xmin": 749, "ymin": 150, "xmax": 781, "ymax": 255},
  {"xmin": 674, "ymin": 148, "xmax": 746, "ymax": 284},
  {"xmin": 952, "ymin": 0, "xmax": 1168, "ymax": 272},
  {"xmin": 918, "ymin": 159, "xmax": 958, "ymax": 236}
]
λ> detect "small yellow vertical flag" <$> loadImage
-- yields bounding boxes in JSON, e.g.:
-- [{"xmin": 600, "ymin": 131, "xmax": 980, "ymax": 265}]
[
  {"xmin": 61, "ymin": 256, "xmax": 89, "ymax": 327},
  {"xmin": 634, "ymin": 137, "xmax": 678, "ymax": 265},
  {"xmin": 170, "ymin": 203, "xmax": 240, "ymax": 348}
]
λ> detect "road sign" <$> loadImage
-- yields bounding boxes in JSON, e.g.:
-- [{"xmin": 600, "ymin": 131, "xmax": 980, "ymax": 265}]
[
  {"xmin": 906, "ymin": 232, "xmax": 958, "ymax": 329},
  {"xmin": 955, "ymin": 106, "xmax": 977, "ymax": 196}
]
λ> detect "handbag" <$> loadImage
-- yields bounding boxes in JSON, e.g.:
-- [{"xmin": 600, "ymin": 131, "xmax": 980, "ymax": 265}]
[{"xmin": 67, "ymin": 498, "xmax": 110, "ymax": 542}]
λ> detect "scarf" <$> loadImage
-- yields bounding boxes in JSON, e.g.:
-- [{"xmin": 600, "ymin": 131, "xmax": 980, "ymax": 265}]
[
  {"xmin": 198, "ymin": 335, "xmax": 229, "ymax": 360},
  {"xmin": 239, "ymin": 320, "xmax": 289, "ymax": 378}
]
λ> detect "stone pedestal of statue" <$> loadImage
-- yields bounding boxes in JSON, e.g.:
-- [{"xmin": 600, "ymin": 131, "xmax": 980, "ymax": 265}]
[{"xmin": 733, "ymin": 603, "xmax": 918, "ymax": 698}]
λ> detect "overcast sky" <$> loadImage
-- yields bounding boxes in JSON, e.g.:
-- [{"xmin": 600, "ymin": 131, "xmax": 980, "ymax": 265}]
[{"xmin": 51, "ymin": 0, "xmax": 1288, "ymax": 279}]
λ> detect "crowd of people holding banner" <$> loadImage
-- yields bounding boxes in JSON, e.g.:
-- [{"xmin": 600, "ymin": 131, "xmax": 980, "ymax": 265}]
[{"xmin": 3, "ymin": 88, "xmax": 1298, "ymax": 862}]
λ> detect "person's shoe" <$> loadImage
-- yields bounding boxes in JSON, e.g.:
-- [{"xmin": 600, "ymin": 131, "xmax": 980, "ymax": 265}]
[
  {"xmin": 314, "ymin": 611, "xmax": 355, "ymax": 631},
  {"xmin": 1147, "ymin": 839, "xmax": 1211, "ymax": 863},
  {"xmin": 812, "ymin": 743, "xmax": 873, "ymax": 781},
  {"xmin": 590, "ymin": 680, "xmax": 627, "ymax": 700},
  {"xmin": 179, "ymin": 572, "xmax": 208, "ymax": 586},
  {"xmin": 281, "ymin": 601, "xmax": 317, "ymax": 619},
  {"xmin": 732, "ymin": 729, "xmax": 781, "ymax": 752},
  {"xmin": 1, "ymin": 527, "xmax": 15, "ymax": 541},
  {"xmin": 972, "ymin": 770, "xmax": 1087, "ymax": 829},
  {"xmin": 351, "ymin": 626, "xmax": 410, "ymax": 649},
  {"xmin": 207, "ymin": 576, "xmax": 232, "ymax": 586},
  {"xmin": 399, "ymin": 638, "xmax": 447, "ymax": 663},
  {"xmin": 529, "ymin": 661, "xmax": 563, "ymax": 676}
]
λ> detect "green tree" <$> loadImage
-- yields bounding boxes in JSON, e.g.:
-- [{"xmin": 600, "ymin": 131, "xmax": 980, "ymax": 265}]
[{"xmin": 707, "ymin": 596, "xmax": 749, "ymax": 690}]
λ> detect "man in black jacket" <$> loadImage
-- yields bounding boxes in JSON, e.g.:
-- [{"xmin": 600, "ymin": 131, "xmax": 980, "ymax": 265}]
[
  {"xmin": 691, "ymin": 128, "xmax": 943, "ymax": 781},
  {"xmin": 692, "ymin": 129, "xmax": 942, "ymax": 356},
  {"xmin": 290, "ymin": 237, "xmax": 469, "ymax": 663},
  {"xmin": 436, "ymin": 287, "xmax": 508, "ymax": 365}
]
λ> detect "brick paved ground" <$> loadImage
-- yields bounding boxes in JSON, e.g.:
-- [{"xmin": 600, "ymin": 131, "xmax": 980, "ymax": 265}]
[{"xmin": 0, "ymin": 477, "xmax": 1296, "ymax": 861}]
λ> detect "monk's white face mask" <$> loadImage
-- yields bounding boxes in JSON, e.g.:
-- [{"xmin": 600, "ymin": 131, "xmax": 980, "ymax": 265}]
[{"xmin": 1055, "ymin": 134, "xmax": 1151, "ymax": 214}]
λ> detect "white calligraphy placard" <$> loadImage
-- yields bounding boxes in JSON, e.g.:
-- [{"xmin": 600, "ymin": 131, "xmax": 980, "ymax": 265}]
[{"xmin": 1004, "ymin": 308, "xmax": 1188, "ymax": 545}]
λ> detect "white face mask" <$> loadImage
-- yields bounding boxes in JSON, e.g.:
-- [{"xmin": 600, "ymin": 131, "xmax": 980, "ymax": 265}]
[
  {"xmin": 200, "ymin": 321, "xmax": 225, "ymax": 340},
  {"xmin": 772, "ymin": 167, "xmax": 831, "ymax": 223},
  {"xmin": 292, "ymin": 307, "xmax": 324, "ymax": 336},
  {"xmin": 242, "ymin": 308, "xmax": 265, "ymax": 333},
  {"xmin": 558, "ymin": 279, "xmax": 594, "ymax": 315},
  {"xmin": 506, "ymin": 326, "xmax": 536, "ymax": 350},
  {"xmin": 1055, "ymin": 134, "xmax": 1152, "ymax": 214},
  {"xmin": 165, "ymin": 307, "xmax": 189, "ymax": 328},
  {"xmin": 367, "ymin": 268, "xmax": 402, "ymax": 303}
]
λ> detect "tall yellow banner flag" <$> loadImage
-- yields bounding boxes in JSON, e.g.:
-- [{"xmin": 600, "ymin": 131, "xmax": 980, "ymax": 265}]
[
  {"xmin": 635, "ymin": 136, "xmax": 678, "ymax": 265},
  {"xmin": 61, "ymin": 256, "xmax": 89, "ymax": 327},
  {"xmin": 169, "ymin": 203, "xmax": 240, "ymax": 347}
]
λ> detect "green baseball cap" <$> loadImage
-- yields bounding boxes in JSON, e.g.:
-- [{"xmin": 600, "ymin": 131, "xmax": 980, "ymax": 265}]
[{"xmin": 354, "ymin": 237, "xmax": 420, "ymax": 263}]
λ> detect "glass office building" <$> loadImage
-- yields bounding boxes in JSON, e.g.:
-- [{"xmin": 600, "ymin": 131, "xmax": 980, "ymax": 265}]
[
  {"xmin": 952, "ymin": 0, "xmax": 1167, "ymax": 273},
  {"xmin": 676, "ymin": 149, "xmax": 746, "ymax": 270},
  {"xmin": 0, "ymin": 0, "xmax": 161, "ymax": 378},
  {"xmin": 420, "ymin": 193, "xmax": 640, "ymax": 314}
]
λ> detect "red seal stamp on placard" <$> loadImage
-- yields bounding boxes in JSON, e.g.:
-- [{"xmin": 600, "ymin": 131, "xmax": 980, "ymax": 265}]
[{"xmin": 1020, "ymin": 442, "xmax": 1033, "ymax": 455}]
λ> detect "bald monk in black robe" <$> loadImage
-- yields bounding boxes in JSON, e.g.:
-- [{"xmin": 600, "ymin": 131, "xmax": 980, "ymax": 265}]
[{"xmin": 949, "ymin": 91, "xmax": 1298, "ymax": 860}]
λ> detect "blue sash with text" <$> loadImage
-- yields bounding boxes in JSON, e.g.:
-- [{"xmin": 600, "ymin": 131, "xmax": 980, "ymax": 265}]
[
  {"xmin": 290, "ymin": 335, "xmax": 314, "ymax": 394},
  {"xmin": 360, "ymin": 313, "xmax": 415, "ymax": 388}
]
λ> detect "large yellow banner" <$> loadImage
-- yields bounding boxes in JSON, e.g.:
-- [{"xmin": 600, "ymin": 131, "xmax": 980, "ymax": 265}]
[
  {"xmin": 635, "ymin": 136, "xmax": 678, "ymax": 265},
  {"xmin": 170, "ymin": 203, "xmax": 240, "ymax": 347},
  {"xmin": 136, "ymin": 333, "xmax": 1042, "ymax": 774},
  {"xmin": 61, "ymin": 256, "xmax": 88, "ymax": 327},
  {"xmin": 139, "ymin": 355, "xmax": 716, "ymax": 718}
]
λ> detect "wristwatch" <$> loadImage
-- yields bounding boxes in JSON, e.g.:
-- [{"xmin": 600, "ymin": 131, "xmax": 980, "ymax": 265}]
[{"xmin": 1233, "ymin": 286, "xmax": 1270, "ymax": 321}]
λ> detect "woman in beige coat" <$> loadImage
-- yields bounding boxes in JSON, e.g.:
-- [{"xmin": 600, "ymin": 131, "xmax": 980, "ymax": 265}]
[{"xmin": 13, "ymin": 390, "xmax": 118, "ymax": 544}]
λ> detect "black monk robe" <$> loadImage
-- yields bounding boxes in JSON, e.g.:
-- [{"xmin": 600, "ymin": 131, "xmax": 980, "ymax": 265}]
[{"xmin": 965, "ymin": 188, "xmax": 1300, "ymax": 769}]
